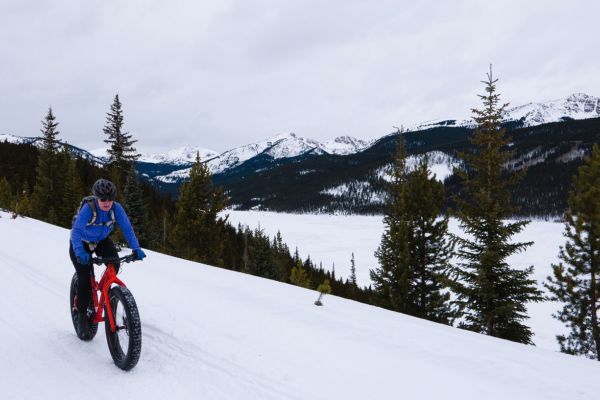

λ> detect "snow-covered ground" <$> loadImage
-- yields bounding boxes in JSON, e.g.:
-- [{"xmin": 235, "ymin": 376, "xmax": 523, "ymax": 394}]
[
  {"xmin": 224, "ymin": 210, "xmax": 567, "ymax": 350},
  {"xmin": 2, "ymin": 211, "xmax": 600, "ymax": 400}
]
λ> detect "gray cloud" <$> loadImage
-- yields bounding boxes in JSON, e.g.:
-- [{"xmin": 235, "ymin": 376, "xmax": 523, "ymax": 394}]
[{"xmin": 1, "ymin": 0, "xmax": 598, "ymax": 153}]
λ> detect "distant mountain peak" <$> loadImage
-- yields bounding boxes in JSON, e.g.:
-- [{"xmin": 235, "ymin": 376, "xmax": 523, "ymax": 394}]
[
  {"xmin": 405, "ymin": 93, "xmax": 600, "ymax": 132},
  {"xmin": 505, "ymin": 92, "xmax": 600, "ymax": 127}
]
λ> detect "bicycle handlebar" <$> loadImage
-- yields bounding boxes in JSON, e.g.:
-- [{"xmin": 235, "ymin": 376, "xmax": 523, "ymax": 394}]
[{"xmin": 91, "ymin": 253, "xmax": 138, "ymax": 265}]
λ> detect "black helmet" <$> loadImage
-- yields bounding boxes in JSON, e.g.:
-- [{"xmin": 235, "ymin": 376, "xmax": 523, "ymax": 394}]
[{"xmin": 92, "ymin": 179, "xmax": 117, "ymax": 201}]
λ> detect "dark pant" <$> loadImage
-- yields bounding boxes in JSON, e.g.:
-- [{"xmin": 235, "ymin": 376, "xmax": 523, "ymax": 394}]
[{"xmin": 69, "ymin": 238, "xmax": 119, "ymax": 313}]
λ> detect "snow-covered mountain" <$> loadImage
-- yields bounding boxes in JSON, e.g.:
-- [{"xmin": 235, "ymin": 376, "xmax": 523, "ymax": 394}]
[
  {"xmin": 407, "ymin": 93, "xmax": 600, "ymax": 131},
  {"xmin": 138, "ymin": 146, "xmax": 220, "ymax": 165},
  {"xmin": 2, "ymin": 211, "xmax": 600, "ymax": 399},
  {"xmin": 506, "ymin": 93, "xmax": 600, "ymax": 126},
  {"xmin": 0, "ymin": 133, "xmax": 39, "ymax": 145},
  {"xmin": 1, "ymin": 133, "xmax": 105, "ymax": 165},
  {"xmin": 152, "ymin": 132, "xmax": 373, "ymax": 182}
]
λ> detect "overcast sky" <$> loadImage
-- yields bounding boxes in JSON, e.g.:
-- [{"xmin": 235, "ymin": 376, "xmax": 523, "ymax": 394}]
[{"xmin": 1, "ymin": 0, "xmax": 598, "ymax": 153}]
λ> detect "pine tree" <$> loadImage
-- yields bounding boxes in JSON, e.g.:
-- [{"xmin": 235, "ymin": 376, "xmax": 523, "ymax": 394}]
[
  {"xmin": 0, "ymin": 177, "xmax": 13, "ymax": 211},
  {"xmin": 58, "ymin": 145, "xmax": 84, "ymax": 227},
  {"xmin": 124, "ymin": 165, "xmax": 148, "ymax": 246},
  {"xmin": 349, "ymin": 252, "xmax": 357, "ymax": 297},
  {"xmin": 370, "ymin": 129, "xmax": 412, "ymax": 312},
  {"xmin": 370, "ymin": 130, "xmax": 453, "ymax": 323},
  {"xmin": 546, "ymin": 144, "xmax": 600, "ymax": 360},
  {"xmin": 248, "ymin": 227, "xmax": 279, "ymax": 279},
  {"xmin": 15, "ymin": 182, "xmax": 32, "ymax": 217},
  {"xmin": 31, "ymin": 107, "xmax": 61, "ymax": 219},
  {"xmin": 449, "ymin": 67, "xmax": 542, "ymax": 344},
  {"xmin": 103, "ymin": 94, "xmax": 139, "ymax": 188},
  {"xmin": 290, "ymin": 259, "xmax": 311, "ymax": 288},
  {"xmin": 404, "ymin": 156, "xmax": 454, "ymax": 323},
  {"xmin": 272, "ymin": 231, "xmax": 291, "ymax": 281},
  {"xmin": 170, "ymin": 152, "xmax": 227, "ymax": 266}
]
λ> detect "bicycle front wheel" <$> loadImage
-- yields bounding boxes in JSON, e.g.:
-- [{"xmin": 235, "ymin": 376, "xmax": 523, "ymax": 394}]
[{"xmin": 104, "ymin": 286, "xmax": 142, "ymax": 371}]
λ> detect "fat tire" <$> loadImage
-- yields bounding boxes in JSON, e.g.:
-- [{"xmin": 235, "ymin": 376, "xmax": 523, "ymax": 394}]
[
  {"xmin": 69, "ymin": 272, "xmax": 98, "ymax": 341},
  {"xmin": 104, "ymin": 286, "xmax": 142, "ymax": 371}
]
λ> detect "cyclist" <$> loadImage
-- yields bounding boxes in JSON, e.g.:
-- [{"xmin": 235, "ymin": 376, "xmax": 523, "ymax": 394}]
[{"xmin": 69, "ymin": 178, "xmax": 146, "ymax": 340}]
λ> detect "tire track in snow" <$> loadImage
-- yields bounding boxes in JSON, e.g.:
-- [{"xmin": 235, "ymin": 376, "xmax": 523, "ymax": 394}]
[{"xmin": 141, "ymin": 322, "xmax": 307, "ymax": 400}]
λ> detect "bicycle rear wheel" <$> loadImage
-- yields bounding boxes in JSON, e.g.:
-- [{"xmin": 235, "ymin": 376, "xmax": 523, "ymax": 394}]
[
  {"xmin": 105, "ymin": 286, "xmax": 142, "ymax": 371},
  {"xmin": 69, "ymin": 273, "xmax": 98, "ymax": 341}
]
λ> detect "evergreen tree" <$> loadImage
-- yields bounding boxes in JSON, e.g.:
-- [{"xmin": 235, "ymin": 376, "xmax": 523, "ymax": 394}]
[
  {"xmin": 242, "ymin": 229, "xmax": 250, "ymax": 273},
  {"xmin": 58, "ymin": 145, "xmax": 84, "ymax": 227},
  {"xmin": 370, "ymin": 130, "xmax": 453, "ymax": 323},
  {"xmin": 248, "ymin": 227, "xmax": 279, "ymax": 279},
  {"xmin": 349, "ymin": 252, "xmax": 357, "ymax": 296},
  {"xmin": 124, "ymin": 165, "xmax": 148, "ymax": 246},
  {"xmin": 290, "ymin": 259, "xmax": 311, "ymax": 288},
  {"xmin": 31, "ymin": 107, "xmax": 61, "ymax": 219},
  {"xmin": 370, "ymin": 129, "xmax": 412, "ymax": 312},
  {"xmin": 272, "ymin": 231, "xmax": 291, "ymax": 281},
  {"xmin": 546, "ymin": 144, "xmax": 600, "ymax": 360},
  {"xmin": 170, "ymin": 152, "xmax": 227, "ymax": 266},
  {"xmin": 0, "ymin": 177, "xmax": 13, "ymax": 211},
  {"xmin": 449, "ymin": 67, "xmax": 542, "ymax": 344},
  {"xmin": 103, "ymin": 94, "xmax": 139, "ymax": 189},
  {"xmin": 15, "ymin": 182, "xmax": 32, "ymax": 217},
  {"xmin": 404, "ymin": 156, "xmax": 454, "ymax": 323}
]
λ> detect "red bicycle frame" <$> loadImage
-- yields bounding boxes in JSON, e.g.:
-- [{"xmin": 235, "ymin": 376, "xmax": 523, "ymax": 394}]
[{"xmin": 90, "ymin": 263, "xmax": 127, "ymax": 333}]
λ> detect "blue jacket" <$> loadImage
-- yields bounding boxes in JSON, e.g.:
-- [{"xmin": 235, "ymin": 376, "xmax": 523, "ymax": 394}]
[{"xmin": 70, "ymin": 200, "xmax": 141, "ymax": 256}]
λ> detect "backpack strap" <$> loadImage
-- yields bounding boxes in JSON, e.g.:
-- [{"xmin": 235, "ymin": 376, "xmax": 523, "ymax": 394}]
[
  {"xmin": 72, "ymin": 196, "xmax": 116, "ymax": 228},
  {"xmin": 85, "ymin": 197, "xmax": 98, "ymax": 226},
  {"xmin": 87, "ymin": 198, "xmax": 116, "ymax": 228}
]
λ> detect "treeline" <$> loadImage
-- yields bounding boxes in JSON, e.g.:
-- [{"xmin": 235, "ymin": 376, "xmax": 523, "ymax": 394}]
[{"xmin": 0, "ymin": 96, "xmax": 372, "ymax": 306}]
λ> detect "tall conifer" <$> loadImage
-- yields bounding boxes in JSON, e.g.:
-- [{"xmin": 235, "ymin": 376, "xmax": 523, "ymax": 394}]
[
  {"xmin": 371, "ymin": 130, "xmax": 453, "ymax": 323},
  {"xmin": 350, "ymin": 252, "xmax": 357, "ymax": 296},
  {"xmin": 0, "ymin": 177, "xmax": 13, "ymax": 211},
  {"xmin": 58, "ymin": 145, "xmax": 84, "ymax": 227},
  {"xmin": 405, "ymin": 156, "xmax": 454, "ymax": 323},
  {"xmin": 546, "ymin": 144, "xmax": 600, "ymax": 360},
  {"xmin": 124, "ymin": 165, "xmax": 148, "ymax": 246},
  {"xmin": 31, "ymin": 107, "xmax": 61, "ymax": 219},
  {"xmin": 449, "ymin": 67, "xmax": 542, "ymax": 343},
  {"xmin": 170, "ymin": 152, "xmax": 227, "ymax": 266},
  {"xmin": 103, "ymin": 94, "xmax": 139, "ymax": 189},
  {"xmin": 371, "ymin": 129, "xmax": 412, "ymax": 312},
  {"xmin": 248, "ymin": 227, "xmax": 279, "ymax": 279}
]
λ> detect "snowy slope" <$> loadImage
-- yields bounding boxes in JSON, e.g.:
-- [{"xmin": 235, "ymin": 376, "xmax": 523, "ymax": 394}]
[
  {"xmin": 2, "ymin": 211, "xmax": 600, "ymax": 400},
  {"xmin": 138, "ymin": 146, "xmax": 219, "ymax": 165},
  {"xmin": 0, "ymin": 133, "xmax": 38, "ymax": 145},
  {"xmin": 407, "ymin": 93, "xmax": 600, "ymax": 131},
  {"xmin": 225, "ymin": 211, "xmax": 569, "ymax": 350},
  {"xmin": 506, "ymin": 93, "xmax": 600, "ymax": 126},
  {"xmin": 1, "ymin": 134, "xmax": 105, "ymax": 165}
]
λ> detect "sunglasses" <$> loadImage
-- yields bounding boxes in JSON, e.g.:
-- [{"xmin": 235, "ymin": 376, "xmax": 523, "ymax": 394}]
[{"xmin": 98, "ymin": 198, "xmax": 114, "ymax": 203}]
